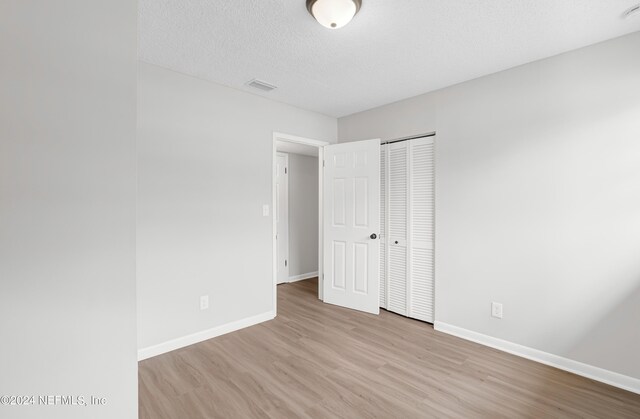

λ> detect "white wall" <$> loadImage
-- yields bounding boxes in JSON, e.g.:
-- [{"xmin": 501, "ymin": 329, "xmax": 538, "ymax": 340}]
[
  {"xmin": 137, "ymin": 63, "xmax": 336, "ymax": 353},
  {"xmin": 0, "ymin": 2, "xmax": 138, "ymax": 419},
  {"xmin": 287, "ymin": 153, "xmax": 319, "ymax": 278},
  {"xmin": 339, "ymin": 32, "xmax": 640, "ymax": 381}
]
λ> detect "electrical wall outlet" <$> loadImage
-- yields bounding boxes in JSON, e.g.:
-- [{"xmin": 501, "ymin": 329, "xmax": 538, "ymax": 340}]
[
  {"xmin": 200, "ymin": 295, "xmax": 209, "ymax": 310},
  {"xmin": 491, "ymin": 302, "xmax": 503, "ymax": 319}
]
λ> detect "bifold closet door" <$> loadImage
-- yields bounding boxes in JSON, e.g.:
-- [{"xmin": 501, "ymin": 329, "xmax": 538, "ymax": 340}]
[
  {"xmin": 380, "ymin": 146, "xmax": 388, "ymax": 309},
  {"xmin": 407, "ymin": 137, "xmax": 434, "ymax": 323},
  {"xmin": 387, "ymin": 142, "xmax": 409, "ymax": 316},
  {"xmin": 381, "ymin": 136, "xmax": 434, "ymax": 323}
]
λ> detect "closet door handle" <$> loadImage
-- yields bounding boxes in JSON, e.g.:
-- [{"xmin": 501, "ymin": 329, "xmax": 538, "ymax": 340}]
[
  {"xmin": 394, "ymin": 240, "xmax": 399, "ymax": 244},
  {"xmin": 370, "ymin": 233, "xmax": 377, "ymax": 240}
]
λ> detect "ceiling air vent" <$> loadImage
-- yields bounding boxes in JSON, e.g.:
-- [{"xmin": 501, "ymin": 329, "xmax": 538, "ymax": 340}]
[{"xmin": 246, "ymin": 79, "xmax": 277, "ymax": 92}]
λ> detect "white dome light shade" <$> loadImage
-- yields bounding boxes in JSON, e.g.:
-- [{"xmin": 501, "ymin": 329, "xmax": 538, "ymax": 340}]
[{"xmin": 307, "ymin": 0, "xmax": 362, "ymax": 29}]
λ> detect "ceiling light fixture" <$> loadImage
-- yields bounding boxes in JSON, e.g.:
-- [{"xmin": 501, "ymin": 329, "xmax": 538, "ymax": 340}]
[{"xmin": 306, "ymin": 0, "xmax": 362, "ymax": 29}]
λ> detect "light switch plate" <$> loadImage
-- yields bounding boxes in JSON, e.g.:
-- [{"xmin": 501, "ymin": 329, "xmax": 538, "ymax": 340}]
[
  {"xmin": 262, "ymin": 204, "xmax": 269, "ymax": 217},
  {"xmin": 200, "ymin": 295, "xmax": 209, "ymax": 310},
  {"xmin": 491, "ymin": 302, "xmax": 503, "ymax": 319}
]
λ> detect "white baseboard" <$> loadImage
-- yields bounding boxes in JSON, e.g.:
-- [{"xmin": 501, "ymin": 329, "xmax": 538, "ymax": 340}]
[
  {"xmin": 434, "ymin": 321, "xmax": 640, "ymax": 395},
  {"xmin": 288, "ymin": 271, "xmax": 319, "ymax": 283},
  {"xmin": 138, "ymin": 311, "xmax": 275, "ymax": 361}
]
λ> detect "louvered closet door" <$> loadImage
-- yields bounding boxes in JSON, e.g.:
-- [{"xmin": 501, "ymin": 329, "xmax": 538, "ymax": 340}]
[
  {"xmin": 387, "ymin": 142, "xmax": 408, "ymax": 316},
  {"xmin": 408, "ymin": 137, "xmax": 435, "ymax": 323},
  {"xmin": 379, "ymin": 145, "xmax": 388, "ymax": 309}
]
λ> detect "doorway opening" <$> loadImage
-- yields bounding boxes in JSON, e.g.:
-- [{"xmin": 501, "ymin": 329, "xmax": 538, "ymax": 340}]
[
  {"xmin": 275, "ymin": 146, "xmax": 320, "ymax": 285},
  {"xmin": 272, "ymin": 133, "xmax": 328, "ymax": 314}
]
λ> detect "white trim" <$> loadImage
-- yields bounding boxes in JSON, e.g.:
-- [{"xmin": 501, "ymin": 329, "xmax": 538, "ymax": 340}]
[
  {"xmin": 287, "ymin": 271, "xmax": 319, "ymax": 283},
  {"xmin": 434, "ymin": 321, "xmax": 640, "ymax": 395},
  {"xmin": 318, "ymin": 146, "xmax": 324, "ymax": 301},
  {"xmin": 138, "ymin": 311, "xmax": 275, "ymax": 361},
  {"xmin": 275, "ymin": 152, "xmax": 290, "ymax": 285},
  {"xmin": 274, "ymin": 132, "xmax": 328, "ymax": 148}
]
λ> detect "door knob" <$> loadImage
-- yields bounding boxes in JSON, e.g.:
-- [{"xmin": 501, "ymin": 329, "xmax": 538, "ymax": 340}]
[
  {"xmin": 394, "ymin": 241, "xmax": 399, "ymax": 244},
  {"xmin": 370, "ymin": 233, "xmax": 377, "ymax": 240}
]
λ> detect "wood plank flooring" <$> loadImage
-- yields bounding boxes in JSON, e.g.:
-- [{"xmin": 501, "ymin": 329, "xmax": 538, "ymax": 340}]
[{"xmin": 139, "ymin": 278, "xmax": 640, "ymax": 418}]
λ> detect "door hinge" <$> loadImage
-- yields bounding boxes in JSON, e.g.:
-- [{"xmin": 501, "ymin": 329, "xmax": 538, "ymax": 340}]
[
  {"xmin": 285, "ymin": 167, "xmax": 287, "ymax": 174},
  {"xmin": 285, "ymin": 259, "xmax": 287, "ymax": 267},
  {"xmin": 323, "ymin": 160, "xmax": 325, "ymax": 167}
]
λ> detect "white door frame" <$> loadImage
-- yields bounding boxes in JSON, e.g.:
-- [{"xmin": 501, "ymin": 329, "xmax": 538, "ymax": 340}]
[
  {"xmin": 275, "ymin": 152, "xmax": 290, "ymax": 284},
  {"xmin": 272, "ymin": 132, "xmax": 329, "ymax": 315}
]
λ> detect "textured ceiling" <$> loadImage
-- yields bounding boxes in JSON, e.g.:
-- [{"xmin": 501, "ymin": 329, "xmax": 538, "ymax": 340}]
[{"xmin": 139, "ymin": 0, "xmax": 640, "ymax": 117}]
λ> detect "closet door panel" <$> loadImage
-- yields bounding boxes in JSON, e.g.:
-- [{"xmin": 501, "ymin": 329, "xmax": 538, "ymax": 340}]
[
  {"xmin": 408, "ymin": 138, "xmax": 435, "ymax": 322},
  {"xmin": 380, "ymin": 242, "xmax": 386, "ymax": 308},
  {"xmin": 379, "ymin": 145, "xmax": 387, "ymax": 308},
  {"xmin": 388, "ymin": 245, "xmax": 407, "ymax": 313},
  {"xmin": 387, "ymin": 142, "xmax": 408, "ymax": 316},
  {"xmin": 388, "ymin": 144, "xmax": 407, "ymax": 241}
]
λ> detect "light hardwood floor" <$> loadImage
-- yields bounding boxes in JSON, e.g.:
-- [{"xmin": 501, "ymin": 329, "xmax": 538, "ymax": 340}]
[{"xmin": 139, "ymin": 278, "xmax": 640, "ymax": 418}]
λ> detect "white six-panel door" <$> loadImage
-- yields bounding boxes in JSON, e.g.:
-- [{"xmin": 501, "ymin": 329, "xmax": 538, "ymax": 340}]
[{"xmin": 323, "ymin": 139, "xmax": 380, "ymax": 314}]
